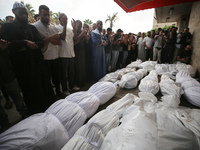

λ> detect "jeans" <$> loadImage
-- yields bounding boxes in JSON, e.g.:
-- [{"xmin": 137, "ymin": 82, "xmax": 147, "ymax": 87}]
[
  {"xmin": 105, "ymin": 53, "xmax": 111, "ymax": 72},
  {"xmin": 111, "ymin": 51, "xmax": 119, "ymax": 70},
  {"xmin": 122, "ymin": 51, "xmax": 128, "ymax": 67}
]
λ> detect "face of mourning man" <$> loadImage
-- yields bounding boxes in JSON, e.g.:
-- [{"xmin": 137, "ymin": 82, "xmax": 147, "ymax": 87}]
[
  {"xmin": 97, "ymin": 21, "xmax": 103, "ymax": 32},
  {"xmin": 40, "ymin": 9, "xmax": 50, "ymax": 24},
  {"xmin": 13, "ymin": 8, "xmax": 28, "ymax": 24}
]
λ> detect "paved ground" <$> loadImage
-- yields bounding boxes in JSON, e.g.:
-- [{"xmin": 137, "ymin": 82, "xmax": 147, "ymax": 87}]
[{"xmin": 0, "ymin": 77, "xmax": 199, "ymax": 133}]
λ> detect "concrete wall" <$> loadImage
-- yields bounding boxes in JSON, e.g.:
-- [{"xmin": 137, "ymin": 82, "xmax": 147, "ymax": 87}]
[
  {"xmin": 177, "ymin": 14, "xmax": 190, "ymax": 33},
  {"xmin": 152, "ymin": 9, "xmax": 176, "ymax": 29},
  {"xmin": 188, "ymin": 1, "xmax": 200, "ymax": 77}
]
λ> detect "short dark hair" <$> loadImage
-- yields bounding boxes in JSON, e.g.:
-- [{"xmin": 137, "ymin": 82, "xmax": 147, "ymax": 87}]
[
  {"xmin": 107, "ymin": 28, "xmax": 112, "ymax": 32},
  {"xmin": 34, "ymin": 14, "xmax": 39, "ymax": 20},
  {"xmin": 5, "ymin": 16, "xmax": 14, "ymax": 21},
  {"xmin": 83, "ymin": 23, "xmax": 89, "ymax": 28},
  {"xmin": 76, "ymin": 20, "xmax": 82, "ymax": 24},
  {"xmin": 39, "ymin": 5, "xmax": 49, "ymax": 13},
  {"xmin": 96, "ymin": 20, "xmax": 102, "ymax": 25},
  {"xmin": 58, "ymin": 13, "xmax": 66, "ymax": 20},
  {"xmin": 117, "ymin": 29, "xmax": 123, "ymax": 33}
]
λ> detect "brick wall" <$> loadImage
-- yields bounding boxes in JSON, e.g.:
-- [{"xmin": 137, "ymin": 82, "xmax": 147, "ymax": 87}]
[{"xmin": 188, "ymin": 1, "xmax": 200, "ymax": 77}]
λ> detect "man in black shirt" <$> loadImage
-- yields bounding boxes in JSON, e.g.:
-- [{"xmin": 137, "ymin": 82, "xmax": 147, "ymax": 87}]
[
  {"xmin": 1, "ymin": 2, "xmax": 56, "ymax": 114},
  {"xmin": 177, "ymin": 45, "xmax": 192, "ymax": 64}
]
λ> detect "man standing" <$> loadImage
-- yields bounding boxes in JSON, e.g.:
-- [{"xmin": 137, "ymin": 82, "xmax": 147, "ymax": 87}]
[
  {"xmin": 1, "ymin": 2, "xmax": 55, "ymax": 114},
  {"xmin": 143, "ymin": 31, "xmax": 154, "ymax": 61},
  {"xmin": 5, "ymin": 16, "xmax": 14, "ymax": 22},
  {"xmin": 34, "ymin": 5, "xmax": 67, "ymax": 98},
  {"xmin": 153, "ymin": 30, "xmax": 164, "ymax": 63},
  {"xmin": 105, "ymin": 28, "xmax": 113, "ymax": 73},
  {"xmin": 57, "ymin": 13, "xmax": 78, "ymax": 94},
  {"xmin": 91, "ymin": 20, "xmax": 107, "ymax": 80},
  {"xmin": 111, "ymin": 29, "xmax": 123, "ymax": 71},
  {"xmin": 74, "ymin": 20, "xmax": 90, "ymax": 88}
]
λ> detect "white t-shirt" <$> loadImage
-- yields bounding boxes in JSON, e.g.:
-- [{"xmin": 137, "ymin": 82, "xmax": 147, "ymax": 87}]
[
  {"xmin": 143, "ymin": 37, "xmax": 154, "ymax": 49},
  {"xmin": 56, "ymin": 24, "xmax": 75, "ymax": 58},
  {"xmin": 33, "ymin": 20, "xmax": 59, "ymax": 60}
]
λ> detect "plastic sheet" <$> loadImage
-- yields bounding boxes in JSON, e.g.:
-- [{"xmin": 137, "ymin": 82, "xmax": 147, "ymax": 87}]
[
  {"xmin": 88, "ymin": 82, "xmax": 116, "ymax": 105},
  {"xmin": 65, "ymin": 91, "xmax": 100, "ymax": 118},
  {"xmin": 0, "ymin": 113, "xmax": 69, "ymax": 150},
  {"xmin": 45, "ymin": 99, "xmax": 87, "ymax": 138}
]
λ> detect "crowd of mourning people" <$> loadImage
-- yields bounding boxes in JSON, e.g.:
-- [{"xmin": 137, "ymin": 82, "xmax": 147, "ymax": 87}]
[{"xmin": 0, "ymin": 2, "xmax": 193, "ymax": 131}]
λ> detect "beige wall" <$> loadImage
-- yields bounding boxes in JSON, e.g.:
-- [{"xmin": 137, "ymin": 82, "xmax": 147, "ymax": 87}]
[
  {"xmin": 188, "ymin": 1, "xmax": 200, "ymax": 76},
  {"xmin": 152, "ymin": 9, "xmax": 176, "ymax": 29}
]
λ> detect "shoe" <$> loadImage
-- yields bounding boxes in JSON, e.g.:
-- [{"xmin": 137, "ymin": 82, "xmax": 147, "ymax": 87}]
[
  {"xmin": 63, "ymin": 91, "xmax": 70, "ymax": 96},
  {"xmin": 73, "ymin": 86, "xmax": 80, "ymax": 91}
]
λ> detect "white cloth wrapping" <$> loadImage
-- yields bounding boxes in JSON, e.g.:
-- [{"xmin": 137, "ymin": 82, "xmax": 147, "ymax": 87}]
[
  {"xmin": 126, "ymin": 59, "xmax": 142, "ymax": 68},
  {"xmin": 176, "ymin": 62, "xmax": 196, "ymax": 77},
  {"xmin": 65, "ymin": 91, "xmax": 100, "ymax": 118},
  {"xmin": 160, "ymin": 95, "xmax": 180, "ymax": 108},
  {"xmin": 61, "ymin": 124, "xmax": 104, "ymax": 150},
  {"xmin": 159, "ymin": 74, "xmax": 183, "ymax": 98},
  {"xmin": 176, "ymin": 70, "xmax": 200, "ymax": 107},
  {"xmin": 0, "ymin": 113, "xmax": 69, "ymax": 150},
  {"xmin": 100, "ymin": 98, "xmax": 200, "ymax": 150},
  {"xmin": 99, "ymin": 72, "xmax": 120, "ymax": 83},
  {"xmin": 100, "ymin": 68, "xmax": 136, "ymax": 83},
  {"xmin": 181, "ymin": 79, "xmax": 200, "ymax": 90},
  {"xmin": 118, "ymin": 69, "xmax": 147, "ymax": 89},
  {"xmin": 118, "ymin": 72, "xmax": 138, "ymax": 89},
  {"xmin": 45, "ymin": 99, "xmax": 87, "ymax": 138},
  {"xmin": 106, "ymin": 93, "xmax": 138, "ymax": 118},
  {"xmin": 139, "ymin": 70, "xmax": 159, "ymax": 95},
  {"xmin": 184, "ymin": 87, "xmax": 200, "ymax": 107},
  {"xmin": 138, "ymin": 61, "xmax": 157, "ymax": 72},
  {"xmin": 136, "ymin": 69, "xmax": 148, "ymax": 78},
  {"xmin": 88, "ymin": 82, "xmax": 116, "ymax": 105},
  {"xmin": 88, "ymin": 109, "xmax": 120, "ymax": 136},
  {"xmin": 155, "ymin": 64, "xmax": 177, "ymax": 79}
]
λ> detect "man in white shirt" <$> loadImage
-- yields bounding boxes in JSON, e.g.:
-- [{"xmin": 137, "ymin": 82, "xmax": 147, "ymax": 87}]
[
  {"xmin": 56, "ymin": 13, "xmax": 79, "ymax": 95},
  {"xmin": 143, "ymin": 31, "xmax": 154, "ymax": 61},
  {"xmin": 34, "ymin": 5, "xmax": 67, "ymax": 98}
]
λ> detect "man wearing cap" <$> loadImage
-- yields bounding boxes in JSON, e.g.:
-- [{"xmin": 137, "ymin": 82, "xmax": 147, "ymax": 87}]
[
  {"xmin": 1, "ymin": 2, "xmax": 56, "ymax": 114},
  {"xmin": 33, "ymin": 5, "xmax": 67, "ymax": 98}
]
